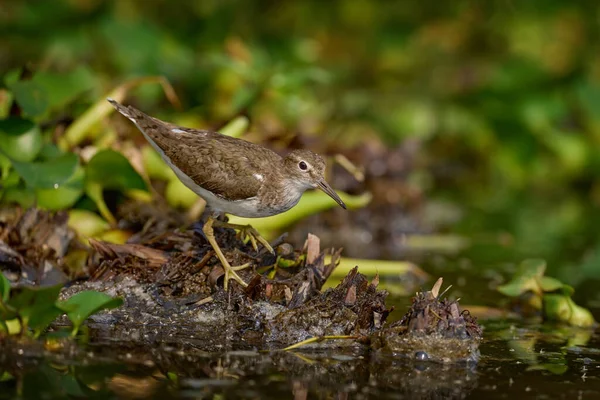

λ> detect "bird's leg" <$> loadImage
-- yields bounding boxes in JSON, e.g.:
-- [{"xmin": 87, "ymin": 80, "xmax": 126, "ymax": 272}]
[
  {"xmin": 212, "ymin": 220, "xmax": 275, "ymax": 254},
  {"xmin": 202, "ymin": 216, "xmax": 251, "ymax": 291}
]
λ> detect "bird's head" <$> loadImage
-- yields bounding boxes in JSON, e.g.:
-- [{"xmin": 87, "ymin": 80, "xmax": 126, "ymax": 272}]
[{"xmin": 283, "ymin": 149, "xmax": 346, "ymax": 209}]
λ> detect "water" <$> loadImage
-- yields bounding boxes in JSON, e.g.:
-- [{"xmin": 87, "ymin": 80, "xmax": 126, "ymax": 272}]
[{"xmin": 2, "ymin": 319, "xmax": 599, "ymax": 399}]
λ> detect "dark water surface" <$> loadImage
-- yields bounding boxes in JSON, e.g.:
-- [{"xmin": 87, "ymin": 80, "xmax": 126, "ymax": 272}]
[{"xmin": 1, "ymin": 317, "xmax": 599, "ymax": 399}]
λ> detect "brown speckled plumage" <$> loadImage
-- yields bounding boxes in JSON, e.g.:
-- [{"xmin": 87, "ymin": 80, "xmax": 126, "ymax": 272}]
[{"xmin": 108, "ymin": 99, "xmax": 345, "ymax": 218}]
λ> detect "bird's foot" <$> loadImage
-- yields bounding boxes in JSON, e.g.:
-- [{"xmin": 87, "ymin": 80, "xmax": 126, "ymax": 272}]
[
  {"xmin": 221, "ymin": 260, "xmax": 251, "ymax": 291},
  {"xmin": 213, "ymin": 221, "xmax": 274, "ymax": 254}
]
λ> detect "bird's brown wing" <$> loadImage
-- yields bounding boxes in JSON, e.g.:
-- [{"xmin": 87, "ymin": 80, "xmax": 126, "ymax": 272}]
[
  {"xmin": 166, "ymin": 132, "xmax": 277, "ymax": 201},
  {"xmin": 108, "ymin": 99, "xmax": 279, "ymax": 201}
]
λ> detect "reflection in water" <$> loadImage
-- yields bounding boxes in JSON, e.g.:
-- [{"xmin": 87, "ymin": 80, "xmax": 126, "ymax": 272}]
[
  {"xmin": 0, "ymin": 341, "xmax": 478, "ymax": 400},
  {"xmin": 1, "ymin": 323, "xmax": 600, "ymax": 399}
]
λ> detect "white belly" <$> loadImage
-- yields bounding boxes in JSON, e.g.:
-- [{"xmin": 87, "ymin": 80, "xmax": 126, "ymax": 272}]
[{"xmin": 169, "ymin": 159, "xmax": 270, "ymax": 217}]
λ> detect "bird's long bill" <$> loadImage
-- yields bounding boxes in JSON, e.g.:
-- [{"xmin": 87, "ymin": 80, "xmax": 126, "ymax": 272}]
[{"xmin": 317, "ymin": 180, "xmax": 347, "ymax": 209}]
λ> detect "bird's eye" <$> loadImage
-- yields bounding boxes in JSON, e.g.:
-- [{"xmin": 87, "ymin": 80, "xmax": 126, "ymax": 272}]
[{"xmin": 299, "ymin": 161, "xmax": 308, "ymax": 171}]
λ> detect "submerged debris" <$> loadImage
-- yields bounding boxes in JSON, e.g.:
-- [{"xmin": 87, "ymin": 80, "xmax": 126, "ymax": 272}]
[{"xmin": 375, "ymin": 278, "xmax": 482, "ymax": 363}]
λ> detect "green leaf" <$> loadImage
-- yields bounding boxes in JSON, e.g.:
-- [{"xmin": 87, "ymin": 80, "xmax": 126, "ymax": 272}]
[
  {"xmin": 543, "ymin": 293, "xmax": 571, "ymax": 323},
  {"xmin": 0, "ymin": 272, "xmax": 10, "ymax": 303},
  {"xmin": 538, "ymin": 276, "xmax": 564, "ymax": 292},
  {"xmin": 0, "ymin": 185, "xmax": 36, "ymax": 208},
  {"xmin": 516, "ymin": 259, "xmax": 546, "ymax": 279},
  {"xmin": 85, "ymin": 149, "xmax": 146, "ymax": 191},
  {"xmin": 85, "ymin": 149, "xmax": 146, "ymax": 224},
  {"xmin": 497, "ymin": 278, "xmax": 531, "ymax": 297},
  {"xmin": 165, "ymin": 177, "xmax": 197, "ymax": 209},
  {"xmin": 33, "ymin": 66, "xmax": 95, "ymax": 111},
  {"xmin": 7, "ymin": 283, "xmax": 63, "ymax": 333},
  {"xmin": 3, "ymin": 68, "xmax": 21, "ymax": 86},
  {"xmin": 68, "ymin": 209, "xmax": 110, "ymax": 238},
  {"xmin": 0, "ymin": 372, "xmax": 14, "ymax": 382},
  {"xmin": 567, "ymin": 300, "xmax": 596, "ymax": 328},
  {"xmin": 219, "ymin": 115, "xmax": 249, "ymax": 138},
  {"xmin": 8, "ymin": 80, "xmax": 48, "ymax": 117},
  {"xmin": 0, "ymin": 152, "xmax": 11, "ymax": 179},
  {"xmin": 29, "ymin": 305, "xmax": 65, "ymax": 338},
  {"xmin": 7, "ymin": 284, "xmax": 63, "ymax": 313},
  {"xmin": 59, "ymin": 291, "xmax": 123, "ymax": 335},
  {"xmin": 11, "ymin": 152, "xmax": 79, "ymax": 190},
  {"xmin": 35, "ymin": 166, "xmax": 85, "ymax": 210},
  {"xmin": 0, "ymin": 117, "xmax": 42, "ymax": 162}
]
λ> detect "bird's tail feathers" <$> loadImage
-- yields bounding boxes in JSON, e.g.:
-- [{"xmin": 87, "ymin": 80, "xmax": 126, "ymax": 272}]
[{"xmin": 107, "ymin": 98, "xmax": 147, "ymax": 123}]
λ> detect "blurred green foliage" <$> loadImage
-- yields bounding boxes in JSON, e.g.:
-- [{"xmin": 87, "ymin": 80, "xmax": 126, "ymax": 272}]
[
  {"xmin": 497, "ymin": 259, "xmax": 595, "ymax": 327},
  {"xmin": 1, "ymin": 0, "xmax": 600, "ymax": 285}
]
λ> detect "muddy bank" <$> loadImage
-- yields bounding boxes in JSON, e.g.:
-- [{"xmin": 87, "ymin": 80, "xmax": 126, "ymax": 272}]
[{"xmin": 0, "ymin": 207, "xmax": 481, "ymax": 362}]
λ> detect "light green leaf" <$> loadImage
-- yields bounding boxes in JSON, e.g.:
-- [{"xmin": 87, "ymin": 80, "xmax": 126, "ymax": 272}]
[
  {"xmin": 59, "ymin": 291, "xmax": 123, "ymax": 335},
  {"xmin": 68, "ymin": 209, "xmax": 110, "ymax": 238},
  {"xmin": 165, "ymin": 177, "xmax": 197, "ymax": 209},
  {"xmin": 142, "ymin": 145, "xmax": 175, "ymax": 181},
  {"xmin": 219, "ymin": 115, "xmax": 249, "ymax": 138},
  {"xmin": 516, "ymin": 259, "xmax": 546, "ymax": 279},
  {"xmin": 11, "ymin": 152, "xmax": 79, "ymax": 189},
  {"xmin": 538, "ymin": 276, "xmax": 564, "ymax": 293},
  {"xmin": 0, "ymin": 117, "xmax": 42, "ymax": 162},
  {"xmin": 35, "ymin": 166, "xmax": 85, "ymax": 210}
]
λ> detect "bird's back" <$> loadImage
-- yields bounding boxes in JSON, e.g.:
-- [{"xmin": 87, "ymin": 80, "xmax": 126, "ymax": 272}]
[{"xmin": 108, "ymin": 99, "xmax": 282, "ymax": 203}]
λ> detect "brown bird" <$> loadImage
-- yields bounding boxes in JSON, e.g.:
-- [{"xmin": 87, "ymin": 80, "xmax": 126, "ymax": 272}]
[{"xmin": 108, "ymin": 99, "xmax": 346, "ymax": 290}]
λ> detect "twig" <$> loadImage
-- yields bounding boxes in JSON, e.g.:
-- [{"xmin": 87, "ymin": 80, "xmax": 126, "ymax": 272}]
[{"xmin": 282, "ymin": 335, "xmax": 358, "ymax": 351}]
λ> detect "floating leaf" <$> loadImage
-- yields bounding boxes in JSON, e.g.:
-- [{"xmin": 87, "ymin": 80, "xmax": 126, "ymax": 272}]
[
  {"xmin": 0, "ymin": 117, "xmax": 42, "ymax": 162},
  {"xmin": 543, "ymin": 294, "xmax": 595, "ymax": 328},
  {"xmin": 59, "ymin": 291, "xmax": 123, "ymax": 335},
  {"xmin": 11, "ymin": 152, "xmax": 79, "ymax": 190}
]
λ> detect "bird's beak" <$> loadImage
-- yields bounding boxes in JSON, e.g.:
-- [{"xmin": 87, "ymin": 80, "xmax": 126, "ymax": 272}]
[{"xmin": 317, "ymin": 179, "xmax": 347, "ymax": 209}]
